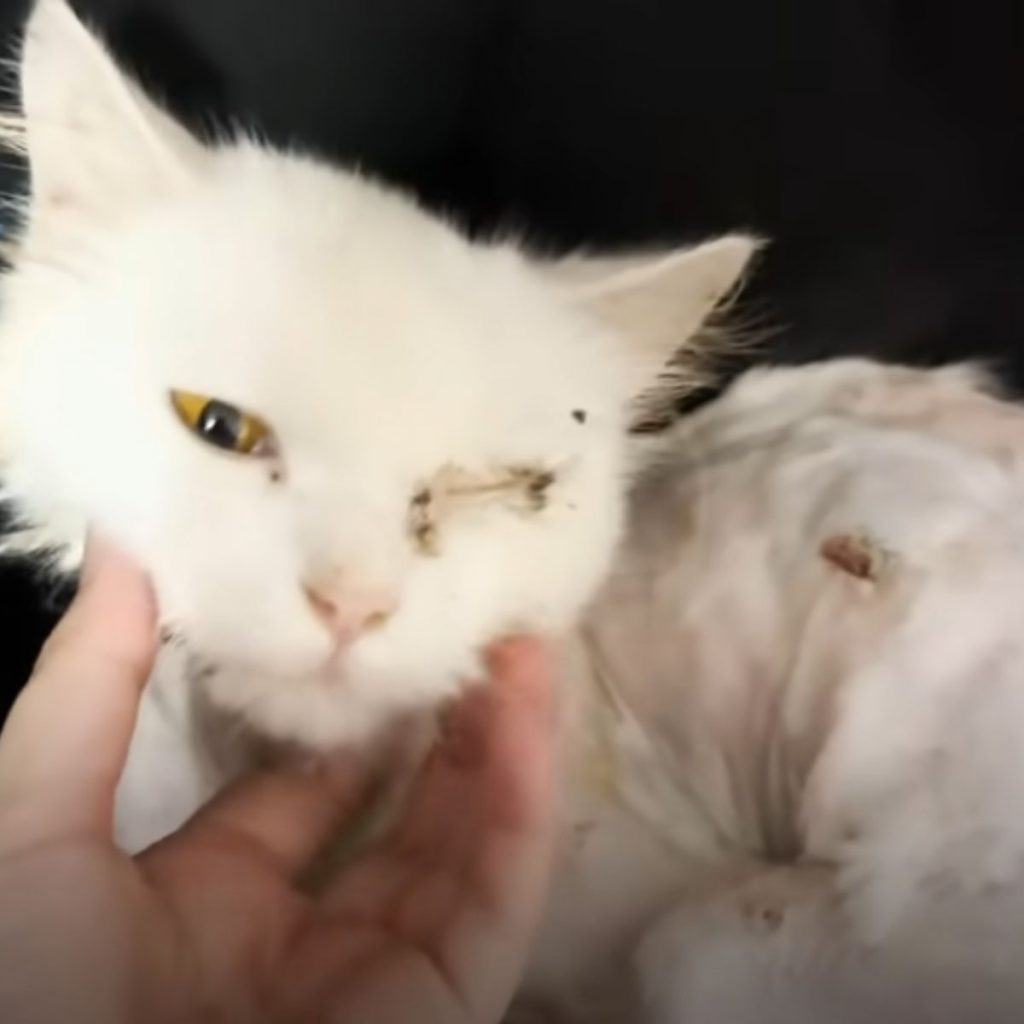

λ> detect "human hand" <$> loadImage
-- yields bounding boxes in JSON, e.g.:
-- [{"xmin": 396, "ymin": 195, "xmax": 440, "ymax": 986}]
[{"xmin": 0, "ymin": 537, "xmax": 556, "ymax": 1024}]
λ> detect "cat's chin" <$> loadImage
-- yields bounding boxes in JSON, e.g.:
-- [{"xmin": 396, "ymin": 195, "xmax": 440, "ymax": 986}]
[{"xmin": 193, "ymin": 656, "xmax": 468, "ymax": 753}]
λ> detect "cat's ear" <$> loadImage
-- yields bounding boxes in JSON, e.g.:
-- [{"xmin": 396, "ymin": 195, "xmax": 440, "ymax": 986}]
[
  {"xmin": 551, "ymin": 234, "xmax": 760, "ymax": 393},
  {"xmin": 12, "ymin": 0, "xmax": 203, "ymax": 241}
]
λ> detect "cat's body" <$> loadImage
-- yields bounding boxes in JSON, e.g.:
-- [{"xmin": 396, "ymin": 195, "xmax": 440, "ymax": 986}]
[
  {"xmin": 115, "ymin": 355, "xmax": 1024, "ymax": 1023},
  {"xmin": 524, "ymin": 357, "xmax": 1024, "ymax": 1022},
  {"xmin": 6, "ymin": 3, "xmax": 1024, "ymax": 1023}
]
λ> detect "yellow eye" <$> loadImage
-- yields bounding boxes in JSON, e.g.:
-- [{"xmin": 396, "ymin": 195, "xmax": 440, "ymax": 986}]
[{"xmin": 169, "ymin": 390, "xmax": 274, "ymax": 456}]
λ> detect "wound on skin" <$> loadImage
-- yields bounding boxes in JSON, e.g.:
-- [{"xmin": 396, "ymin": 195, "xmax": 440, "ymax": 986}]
[
  {"xmin": 408, "ymin": 463, "xmax": 557, "ymax": 554},
  {"xmin": 409, "ymin": 486, "xmax": 439, "ymax": 556},
  {"xmin": 820, "ymin": 531, "xmax": 891, "ymax": 582}
]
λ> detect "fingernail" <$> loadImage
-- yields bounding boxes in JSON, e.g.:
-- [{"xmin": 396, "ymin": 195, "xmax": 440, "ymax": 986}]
[
  {"xmin": 485, "ymin": 634, "xmax": 549, "ymax": 683},
  {"xmin": 79, "ymin": 530, "xmax": 129, "ymax": 589},
  {"xmin": 78, "ymin": 530, "xmax": 107, "ymax": 587}
]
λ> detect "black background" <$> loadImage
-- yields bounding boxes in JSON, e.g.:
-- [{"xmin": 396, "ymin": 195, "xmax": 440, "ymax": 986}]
[{"xmin": 1, "ymin": 0, "xmax": 1023, "ymax": 716}]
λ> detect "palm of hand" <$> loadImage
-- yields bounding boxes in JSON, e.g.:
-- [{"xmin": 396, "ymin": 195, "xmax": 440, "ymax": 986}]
[{"xmin": 0, "ymin": 544, "xmax": 553, "ymax": 1024}]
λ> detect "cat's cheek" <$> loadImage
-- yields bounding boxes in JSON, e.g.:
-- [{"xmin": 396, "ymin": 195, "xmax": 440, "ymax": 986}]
[
  {"xmin": 205, "ymin": 633, "xmax": 333, "ymax": 680},
  {"xmin": 159, "ymin": 590, "xmax": 334, "ymax": 679}
]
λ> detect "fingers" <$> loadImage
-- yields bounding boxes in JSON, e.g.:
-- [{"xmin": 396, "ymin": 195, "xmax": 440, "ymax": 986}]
[
  {"xmin": 433, "ymin": 637, "xmax": 557, "ymax": 1020},
  {"xmin": 395, "ymin": 636, "xmax": 555, "ymax": 876},
  {"xmin": 0, "ymin": 534, "xmax": 156, "ymax": 846},
  {"xmin": 473, "ymin": 636, "xmax": 557, "ymax": 890},
  {"xmin": 322, "ymin": 636, "xmax": 557, "ymax": 1022},
  {"xmin": 147, "ymin": 750, "xmax": 378, "ymax": 881}
]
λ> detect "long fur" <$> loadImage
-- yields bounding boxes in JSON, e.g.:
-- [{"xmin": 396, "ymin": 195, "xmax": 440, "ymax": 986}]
[{"xmin": 11, "ymin": 4, "xmax": 1024, "ymax": 1024}]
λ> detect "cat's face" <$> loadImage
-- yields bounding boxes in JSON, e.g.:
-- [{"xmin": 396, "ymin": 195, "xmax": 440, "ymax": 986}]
[{"xmin": 0, "ymin": 0, "xmax": 755, "ymax": 747}]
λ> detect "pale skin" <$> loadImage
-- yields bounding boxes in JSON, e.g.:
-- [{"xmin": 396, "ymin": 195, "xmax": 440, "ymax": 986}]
[{"xmin": 0, "ymin": 537, "xmax": 556, "ymax": 1024}]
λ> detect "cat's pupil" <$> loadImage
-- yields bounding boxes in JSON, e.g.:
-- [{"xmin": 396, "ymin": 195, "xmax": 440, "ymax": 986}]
[{"xmin": 197, "ymin": 400, "xmax": 242, "ymax": 450}]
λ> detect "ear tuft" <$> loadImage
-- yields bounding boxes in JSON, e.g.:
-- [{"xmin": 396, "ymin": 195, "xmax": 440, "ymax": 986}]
[
  {"xmin": 14, "ymin": 0, "xmax": 202, "ymax": 249},
  {"xmin": 547, "ymin": 233, "xmax": 763, "ymax": 409}
]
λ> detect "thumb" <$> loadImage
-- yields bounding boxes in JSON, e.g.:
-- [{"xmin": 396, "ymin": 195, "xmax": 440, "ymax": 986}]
[{"xmin": 0, "ymin": 534, "xmax": 156, "ymax": 847}]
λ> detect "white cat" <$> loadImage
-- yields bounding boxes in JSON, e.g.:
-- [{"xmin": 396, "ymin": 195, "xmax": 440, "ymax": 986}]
[
  {"xmin": 527, "ymin": 358, "xmax": 1024, "ymax": 1023},
  {"xmin": 0, "ymin": 0, "xmax": 751, "ymax": 758},
  {"xmin": 6, "ymin": 3, "xmax": 1024, "ymax": 1023}
]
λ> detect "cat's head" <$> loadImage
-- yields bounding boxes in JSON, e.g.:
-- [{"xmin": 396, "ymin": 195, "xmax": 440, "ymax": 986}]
[{"xmin": 0, "ymin": 0, "xmax": 756, "ymax": 747}]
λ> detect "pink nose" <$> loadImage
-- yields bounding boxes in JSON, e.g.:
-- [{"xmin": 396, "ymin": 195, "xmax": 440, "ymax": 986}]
[{"xmin": 303, "ymin": 583, "xmax": 397, "ymax": 643}]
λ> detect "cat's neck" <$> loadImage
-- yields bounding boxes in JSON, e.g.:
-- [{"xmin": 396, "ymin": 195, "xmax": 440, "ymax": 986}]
[{"xmin": 552, "ymin": 626, "xmax": 728, "ymax": 862}]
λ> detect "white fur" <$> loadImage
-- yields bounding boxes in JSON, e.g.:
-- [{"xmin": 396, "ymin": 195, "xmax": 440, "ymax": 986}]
[
  {"xmin": 8, "ymin": 4, "xmax": 1024, "ymax": 1023},
  {"xmin": 0, "ymin": 0, "xmax": 751, "ymax": 755},
  {"xmin": 530, "ymin": 358, "xmax": 1024, "ymax": 1022}
]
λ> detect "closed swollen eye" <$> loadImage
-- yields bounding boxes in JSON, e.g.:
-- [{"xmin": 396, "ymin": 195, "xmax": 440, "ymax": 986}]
[
  {"xmin": 408, "ymin": 462, "xmax": 556, "ymax": 555},
  {"xmin": 169, "ymin": 389, "xmax": 276, "ymax": 457}
]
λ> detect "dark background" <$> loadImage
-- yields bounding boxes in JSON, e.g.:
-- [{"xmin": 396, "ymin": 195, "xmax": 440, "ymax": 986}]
[{"xmin": 1, "ymin": 0, "xmax": 1023, "ymax": 715}]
